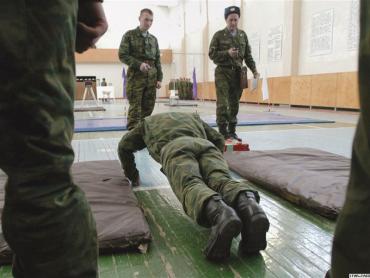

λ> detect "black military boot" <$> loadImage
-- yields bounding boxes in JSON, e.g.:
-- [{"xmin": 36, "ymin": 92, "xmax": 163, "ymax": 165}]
[
  {"xmin": 203, "ymin": 196, "xmax": 242, "ymax": 261},
  {"xmin": 228, "ymin": 124, "xmax": 242, "ymax": 141},
  {"xmin": 218, "ymin": 124, "xmax": 229, "ymax": 139},
  {"xmin": 234, "ymin": 191, "xmax": 270, "ymax": 255}
]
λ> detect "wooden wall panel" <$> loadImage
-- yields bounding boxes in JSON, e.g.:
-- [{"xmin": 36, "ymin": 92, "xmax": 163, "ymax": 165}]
[
  {"xmin": 75, "ymin": 48, "xmax": 173, "ymax": 64},
  {"xmin": 207, "ymin": 82, "xmax": 216, "ymax": 100},
  {"xmin": 76, "ymin": 49, "xmax": 118, "ymax": 63},
  {"xmin": 270, "ymin": 77, "xmax": 291, "ymax": 105},
  {"xmin": 160, "ymin": 49, "xmax": 173, "ymax": 64},
  {"xmin": 291, "ymin": 75, "xmax": 312, "ymax": 106},
  {"xmin": 243, "ymin": 79, "xmax": 261, "ymax": 103},
  {"xmin": 197, "ymin": 82, "xmax": 211, "ymax": 100},
  {"xmin": 311, "ymin": 73, "xmax": 337, "ymax": 107},
  {"xmin": 336, "ymin": 72, "xmax": 359, "ymax": 109},
  {"xmin": 257, "ymin": 78, "xmax": 273, "ymax": 104}
]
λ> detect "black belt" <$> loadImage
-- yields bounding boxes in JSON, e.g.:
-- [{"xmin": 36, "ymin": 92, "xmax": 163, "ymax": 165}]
[{"xmin": 219, "ymin": 65, "xmax": 240, "ymax": 71}]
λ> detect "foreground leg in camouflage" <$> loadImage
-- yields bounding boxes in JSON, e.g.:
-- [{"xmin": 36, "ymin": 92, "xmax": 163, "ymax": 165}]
[
  {"xmin": 331, "ymin": 1, "xmax": 370, "ymax": 276},
  {"xmin": 0, "ymin": 2, "xmax": 98, "ymax": 277}
]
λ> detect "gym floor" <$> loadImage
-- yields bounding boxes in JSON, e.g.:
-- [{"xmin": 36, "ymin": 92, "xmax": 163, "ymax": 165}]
[{"xmin": 0, "ymin": 99, "xmax": 358, "ymax": 277}]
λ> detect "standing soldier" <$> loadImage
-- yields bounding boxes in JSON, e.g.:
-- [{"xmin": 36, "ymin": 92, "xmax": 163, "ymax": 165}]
[
  {"xmin": 209, "ymin": 6, "xmax": 259, "ymax": 140},
  {"xmin": 119, "ymin": 8, "xmax": 163, "ymax": 130},
  {"xmin": 118, "ymin": 112, "xmax": 269, "ymax": 261},
  {"xmin": 0, "ymin": 1, "xmax": 107, "ymax": 277}
]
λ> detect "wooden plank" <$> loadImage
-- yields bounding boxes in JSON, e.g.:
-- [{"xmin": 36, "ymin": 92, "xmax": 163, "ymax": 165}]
[
  {"xmin": 75, "ymin": 48, "xmax": 119, "ymax": 63},
  {"xmin": 198, "ymin": 82, "xmax": 216, "ymax": 101},
  {"xmin": 257, "ymin": 78, "xmax": 273, "ymax": 104},
  {"xmin": 270, "ymin": 77, "xmax": 291, "ymax": 105},
  {"xmin": 75, "ymin": 48, "xmax": 173, "ymax": 64},
  {"xmin": 242, "ymin": 79, "xmax": 259, "ymax": 103},
  {"xmin": 291, "ymin": 75, "xmax": 312, "ymax": 106},
  {"xmin": 311, "ymin": 73, "xmax": 337, "ymax": 107},
  {"xmin": 336, "ymin": 72, "xmax": 360, "ymax": 109}
]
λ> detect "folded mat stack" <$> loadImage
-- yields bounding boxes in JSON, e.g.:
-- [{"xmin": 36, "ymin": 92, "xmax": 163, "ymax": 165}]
[
  {"xmin": 0, "ymin": 160, "xmax": 151, "ymax": 265},
  {"xmin": 225, "ymin": 148, "xmax": 350, "ymax": 219}
]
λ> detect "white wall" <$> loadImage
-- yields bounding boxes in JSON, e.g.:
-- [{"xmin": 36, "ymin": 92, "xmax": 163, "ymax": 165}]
[
  {"xmin": 298, "ymin": 0, "xmax": 359, "ymax": 75},
  {"xmin": 97, "ymin": 1, "xmax": 173, "ymax": 49},
  {"xmin": 76, "ymin": 0, "xmax": 360, "ymax": 93},
  {"xmin": 242, "ymin": 0, "xmax": 293, "ymax": 78}
]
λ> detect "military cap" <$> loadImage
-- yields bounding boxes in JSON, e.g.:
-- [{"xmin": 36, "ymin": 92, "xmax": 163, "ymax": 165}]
[{"xmin": 224, "ymin": 6, "xmax": 240, "ymax": 19}]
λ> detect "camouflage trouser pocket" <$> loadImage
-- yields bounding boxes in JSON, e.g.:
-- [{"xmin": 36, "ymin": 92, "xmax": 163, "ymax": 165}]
[{"xmin": 126, "ymin": 90, "xmax": 132, "ymax": 100}]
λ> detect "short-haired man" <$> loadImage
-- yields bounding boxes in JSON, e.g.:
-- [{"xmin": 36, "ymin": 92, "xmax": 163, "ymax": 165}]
[
  {"xmin": 118, "ymin": 112, "xmax": 269, "ymax": 261},
  {"xmin": 119, "ymin": 8, "xmax": 163, "ymax": 130},
  {"xmin": 209, "ymin": 6, "xmax": 259, "ymax": 141}
]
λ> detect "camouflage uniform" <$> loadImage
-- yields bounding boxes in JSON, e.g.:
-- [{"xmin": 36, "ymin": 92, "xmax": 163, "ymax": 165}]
[
  {"xmin": 119, "ymin": 27, "xmax": 163, "ymax": 130},
  {"xmin": 118, "ymin": 112, "xmax": 254, "ymax": 226},
  {"xmin": 330, "ymin": 1, "xmax": 370, "ymax": 276},
  {"xmin": 0, "ymin": 1, "xmax": 98, "ymax": 277},
  {"xmin": 209, "ymin": 28, "xmax": 257, "ymax": 136}
]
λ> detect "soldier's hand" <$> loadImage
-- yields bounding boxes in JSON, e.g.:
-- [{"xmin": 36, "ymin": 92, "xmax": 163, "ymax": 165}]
[
  {"xmin": 76, "ymin": 1, "xmax": 108, "ymax": 53},
  {"xmin": 140, "ymin": 63, "xmax": 151, "ymax": 72},
  {"xmin": 156, "ymin": 81, "xmax": 162, "ymax": 89},
  {"xmin": 228, "ymin": 47, "xmax": 239, "ymax": 58},
  {"xmin": 253, "ymin": 72, "xmax": 260, "ymax": 79}
]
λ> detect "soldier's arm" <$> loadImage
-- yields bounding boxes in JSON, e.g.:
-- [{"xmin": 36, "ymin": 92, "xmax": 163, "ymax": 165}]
[
  {"xmin": 155, "ymin": 39, "xmax": 163, "ymax": 82},
  {"xmin": 118, "ymin": 32, "xmax": 141, "ymax": 69},
  {"xmin": 243, "ymin": 34, "xmax": 257, "ymax": 74},
  {"xmin": 208, "ymin": 34, "xmax": 229, "ymax": 64},
  {"xmin": 202, "ymin": 121, "xmax": 225, "ymax": 153},
  {"xmin": 117, "ymin": 123, "xmax": 146, "ymax": 181}
]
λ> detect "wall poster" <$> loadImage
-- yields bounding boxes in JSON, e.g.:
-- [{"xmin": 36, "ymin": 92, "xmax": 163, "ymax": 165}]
[{"xmin": 310, "ymin": 9, "xmax": 334, "ymax": 56}]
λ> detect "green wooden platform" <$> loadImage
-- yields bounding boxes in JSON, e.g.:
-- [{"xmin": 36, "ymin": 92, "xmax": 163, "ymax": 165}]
[{"xmin": 0, "ymin": 139, "xmax": 336, "ymax": 277}]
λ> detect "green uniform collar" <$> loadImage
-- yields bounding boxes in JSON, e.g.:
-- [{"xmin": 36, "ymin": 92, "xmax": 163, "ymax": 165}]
[
  {"xmin": 136, "ymin": 26, "xmax": 151, "ymax": 37},
  {"xmin": 224, "ymin": 27, "xmax": 241, "ymax": 37}
]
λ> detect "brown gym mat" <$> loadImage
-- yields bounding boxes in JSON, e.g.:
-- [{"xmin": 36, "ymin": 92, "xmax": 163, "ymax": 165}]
[
  {"xmin": 225, "ymin": 148, "xmax": 350, "ymax": 219},
  {"xmin": 0, "ymin": 160, "xmax": 151, "ymax": 265}
]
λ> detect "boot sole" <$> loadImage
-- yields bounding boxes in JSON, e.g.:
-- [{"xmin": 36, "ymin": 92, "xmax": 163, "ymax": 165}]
[
  {"xmin": 239, "ymin": 213, "xmax": 270, "ymax": 255},
  {"xmin": 204, "ymin": 217, "xmax": 242, "ymax": 261}
]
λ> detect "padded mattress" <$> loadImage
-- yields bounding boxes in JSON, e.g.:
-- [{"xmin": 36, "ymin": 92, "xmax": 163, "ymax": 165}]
[
  {"xmin": 225, "ymin": 148, "xmax": 350, "ymax": 219},
  {"xmin": 0, "ymin": 160, "xmax": 151, "ymax": 265}
]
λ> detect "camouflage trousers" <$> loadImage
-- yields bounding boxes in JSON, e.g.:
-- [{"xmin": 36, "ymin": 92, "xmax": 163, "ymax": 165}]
[
  {"xmin": 0, "ymin": 2, "xmax": 97, "ymax": 277},
  {"xmin": 160, "ymin": 136, "xmax": 252, "ymax": 227},
  {"xmin": 331, "ymin": 1, "xmax": 370, "ymax": 276},
  {"xmin": 126, "ymin": 67, "xmax": 157, "ymax": 130},
  {"xmin": 214, "ymin": 66, "xmax": 243, "ymax": 132}
]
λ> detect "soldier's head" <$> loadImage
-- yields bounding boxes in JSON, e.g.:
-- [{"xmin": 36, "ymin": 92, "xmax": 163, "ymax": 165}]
[
  {"xmin": 224, "ymin": 6, "xmax": 240, "ymax": 32},
  {"xmin": 139, "ymin": 8, "xmax": 154, "ymax": 31}
]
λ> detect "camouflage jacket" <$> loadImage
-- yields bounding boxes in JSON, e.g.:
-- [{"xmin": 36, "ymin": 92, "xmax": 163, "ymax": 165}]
[
  {"xmin": 118, "ymin": 27, "xmax": 163, "ymax": 81},
  {"xmin": 118, "ymin": 112, "xmax": 225, "ymax": 180},
  {"xmin": 209, "ymin": 28, "xmax": 257, "ymax": 73}
]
